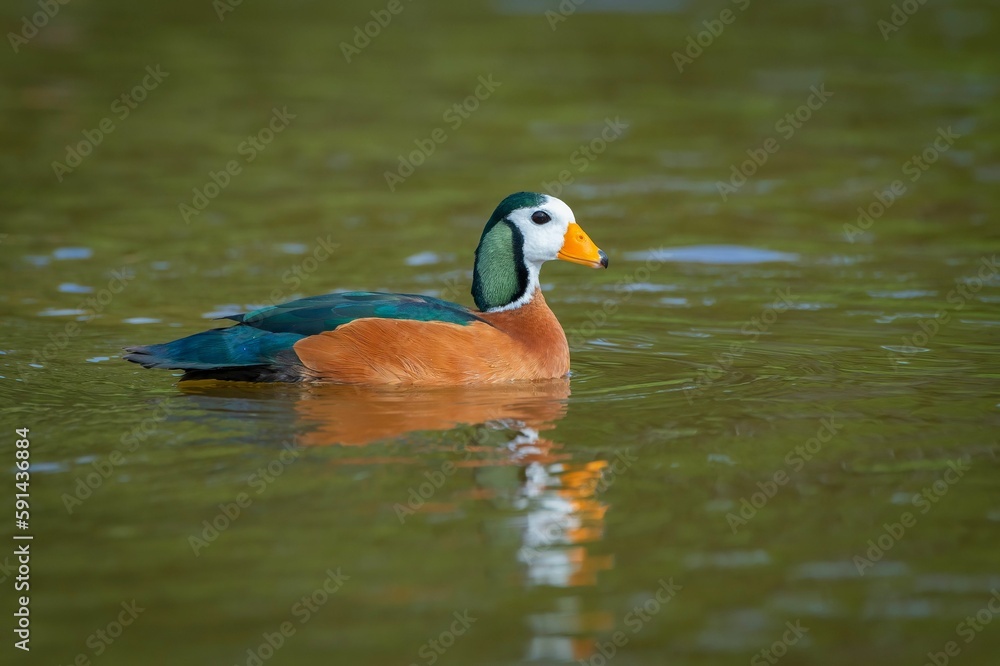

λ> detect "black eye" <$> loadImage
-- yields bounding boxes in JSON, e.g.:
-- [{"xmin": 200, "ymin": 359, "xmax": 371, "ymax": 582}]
[{"xmin": 531, "ymin": 211, "xmax": 551, "ymax": 225}]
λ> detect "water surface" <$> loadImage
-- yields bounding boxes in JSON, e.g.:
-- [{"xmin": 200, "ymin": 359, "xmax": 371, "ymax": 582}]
[{"xmin": 1, "ymin": 1, "xmax": 999, "ymax": 665}]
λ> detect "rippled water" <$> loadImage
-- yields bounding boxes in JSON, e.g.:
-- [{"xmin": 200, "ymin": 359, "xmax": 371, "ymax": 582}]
[{"xmin": 2, "ymin": 1, "xmax": 999, "ymax": 664}]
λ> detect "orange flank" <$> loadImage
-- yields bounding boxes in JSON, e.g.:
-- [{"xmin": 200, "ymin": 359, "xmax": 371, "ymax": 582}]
[{"xmin": 293, "ymin": 290, "xmax": 570, "ymax": 385}]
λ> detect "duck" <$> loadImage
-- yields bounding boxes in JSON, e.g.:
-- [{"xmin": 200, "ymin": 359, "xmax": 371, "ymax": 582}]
[{"xmin": 123, "ymin": 192, "xmax": 608, "ymax": 385}]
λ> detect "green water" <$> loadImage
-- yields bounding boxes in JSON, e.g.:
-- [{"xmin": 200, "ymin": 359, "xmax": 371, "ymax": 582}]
[{"xmin": 2, "ymin": 1, "xmax": 999, "ymax": 664}]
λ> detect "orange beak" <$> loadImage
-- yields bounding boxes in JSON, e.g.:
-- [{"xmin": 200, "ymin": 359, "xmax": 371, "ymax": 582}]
[{"xmin": 557, "ymin": 222, "xmax": 608, "ymax": 269}]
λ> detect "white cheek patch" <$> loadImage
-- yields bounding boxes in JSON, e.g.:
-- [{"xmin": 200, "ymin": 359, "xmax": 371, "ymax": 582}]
[
  {"xmin": 519, "ymin": 222, "xmax": 564, "ymax": 263},
  {"xmin": 508, "ymin": 195, "xmax": 577, "ymax": 266}
]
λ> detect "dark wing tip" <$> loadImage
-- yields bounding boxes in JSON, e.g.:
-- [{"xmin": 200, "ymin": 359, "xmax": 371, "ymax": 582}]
[{"xmin": 122, "ymin": 346, "xmax": 161, "ymax": 368}]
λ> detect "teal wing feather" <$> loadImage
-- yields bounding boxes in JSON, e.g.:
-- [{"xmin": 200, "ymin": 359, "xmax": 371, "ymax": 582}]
[
  {"xmin": 124, "ymin": 327, "xmax": 305, "ymax": 370},
  {"xmin": 226, "ymin": 291, "xmax": 487, "ymax": 335},
  {"xmin": 124, "ymin": 292, "xmax": 485, "ymax": 374}
]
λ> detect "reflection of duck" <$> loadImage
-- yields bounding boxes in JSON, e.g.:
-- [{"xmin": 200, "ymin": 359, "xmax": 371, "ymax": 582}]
[
  {"xmin": 514, "ymin": 454, "xmax": 616, "ymax": 662},
  {"xmin": 177, "ymin": 378, "xmax": 614, "ymax": 662},
  {"xmin": 517, "ymin": 460, "xmax": 614, "ymax": 586},
  {"xmin": 176, "ymin": 377, "xmax": 569, "ymax": 447},
  {"xmin": 290, "ymin": 379, "xmax": 570, "ymax": 448},
  {"xmin": 125, "ymin": 192, "xmax": 607, "ymax": 384}
]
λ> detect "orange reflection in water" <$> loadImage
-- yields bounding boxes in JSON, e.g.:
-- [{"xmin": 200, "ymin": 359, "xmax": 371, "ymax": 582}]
[
  {"xmin": 290, "ymin": 378, "xmax": 570, "ymax": 450},
  {"xmin": 180, "ymin": 377, "xmax": 615, "ymax": 661}
]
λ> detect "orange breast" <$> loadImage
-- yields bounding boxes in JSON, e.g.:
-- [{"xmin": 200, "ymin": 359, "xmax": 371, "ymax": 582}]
[{"xmin": 292, "ymin": 290, "xmax": 569, "ymax": 385}]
